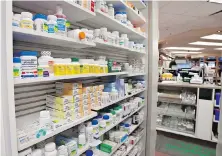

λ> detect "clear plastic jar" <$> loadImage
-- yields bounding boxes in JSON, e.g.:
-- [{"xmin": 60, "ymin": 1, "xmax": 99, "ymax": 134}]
[{"xmin": 20, "ymin": 12, "xmax": 33, "ymax": 29}]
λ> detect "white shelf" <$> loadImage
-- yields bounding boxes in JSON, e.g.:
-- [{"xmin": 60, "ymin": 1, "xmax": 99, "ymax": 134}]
[
  {"xmin": 13, "ymin": 27, "xmax": 95, "ymax": 49},
  {"xmin": 18, "ymin": 111, "xmax": 98, "ymax": 151},
  {"xmin": 92, "ymin": 88, "xmax": 146, "ymax": 110},
  {"xmin": 13, "ymin": 1, "xmax": 95, "ymax": 23},
  {"xmin": 98, "ymin": 105, "xmax": 144, "ymax": 137},
  {"xmin": 109, "ymin": 0, "xmax": 146, "ymax": 26},
  {"xmin": 81, "ymin": 10, "xmax": 146, "ymax": 40},
  {"xmin": 156, "ymin": 127, "xmax": 195, "ymax": 138},
  {"xmin": 129, "ymin": 0, "xmax": 146, "ymax": 9},
  {"xmin": 127, "ymin": 73, "xmax": 146, "ymax": 77},
  {"xmin": 14, "ymin": 72, "xmax": 128, "ymax": 85}
]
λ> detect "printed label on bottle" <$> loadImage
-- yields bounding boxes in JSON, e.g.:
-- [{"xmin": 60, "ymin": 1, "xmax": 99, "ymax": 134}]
[
  {"xmin": 57, "ymin": 18, "xmax": 66, "ymax": 32},
  {"xmin": 20, "ymin": 20, "xmax": 33, "ymax": 29},
  {"xmin": 38, "ymin": 68, "xmax": 43, "ymax": 77},
  {"xmin": 48, "ymin": 24, "xmax": 55, "ymax": 33},
  {"xmin": 12, "ymin": 22, "xmax": 19, "ymax": 27}
]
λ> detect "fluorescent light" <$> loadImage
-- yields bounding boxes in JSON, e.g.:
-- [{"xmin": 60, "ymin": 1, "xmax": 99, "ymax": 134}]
[
  {"xmin": 170, "ymin": 51, "xmax": 202, "ymax": 54},
  {"xmin": 164, "ymin": 47, "xmax": 204, "ymax": 51},
  {"xmin": 201, "ymin": 34, "xmax": 222, "ymax": 40},
  {"xmin": 209, "ymin": 0, "xmax": 222, "ymax": 4},
  {"xmin": 215, "ymin": 48, "xmax": 222, "ymax": 50},
  {"xmin": 189, "ymin": 41, "xmax": 222, "ymax": 46}
]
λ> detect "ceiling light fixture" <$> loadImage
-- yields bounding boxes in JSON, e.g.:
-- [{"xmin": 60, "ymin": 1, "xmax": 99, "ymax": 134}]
[
  {"xmin": 214, "ymin": 48, "xmax": 222, "ymax": 50},
  {"xmin": 208, "ymin": 0, "xmax": 222, "ymax": 4},
  {"xmin": 217, "ymin": 31, "xmax": 221, "ymax": 33},
  {"xmin": 170, "ymin": 51, "xmax": 202, "ymax": 54},
  {"xmin": 201, "ymin": 34, "xmax": 222, "ymax": 40},
  {"xmin": 189, "ymin": 41, "xmax": 222, "ymax": 46},
  {"xmin": 164, "ymin": 47, "xmax": 204, "ymax": 51}
]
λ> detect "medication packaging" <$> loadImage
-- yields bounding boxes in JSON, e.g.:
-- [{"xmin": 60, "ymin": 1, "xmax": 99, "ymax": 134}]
[
  {"xmin": 20, "ymin": 51, "xmax": 38, "ymax": 78},
  {"xmin": 33, "ymin": 14, "xmax": 48, "ymax": 32},
  {"xmin": 47, "ymin": 15, "xmax": 57, "ymax": 34},
  {"xmin": 20, "ymin": 12, "xmax": 33, "ymax": 29},
  {"xmin": 13, "ymin": 57, "xmax": 21, "ymax": 78},
  {"xmin": 38, "ymin": 51, "xmax": 54, "ymax": 77},
  {"xmin": 55, "ymin": 5, "xmax": 67, "ymax": 36},
  {"xmin": 13, "ymin": 14, "xmax": 21, "ymax": 27}
]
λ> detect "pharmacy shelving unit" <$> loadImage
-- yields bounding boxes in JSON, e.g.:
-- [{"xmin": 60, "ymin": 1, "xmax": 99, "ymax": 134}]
[
  {"xmin": 1, "ymin": 1, "xmax": 159, "ymax": 156},
  {"xmin": 157, "ymin": 82, "xmax": 222, "ymax": 144}
]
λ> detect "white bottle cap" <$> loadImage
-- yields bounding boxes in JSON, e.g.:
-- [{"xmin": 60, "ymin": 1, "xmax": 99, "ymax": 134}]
[
  {"xmin": 14, "ymin": 14, "xmax": 22, "ymax": 19},
  {"xmin": 45, "ymin": 142, "xmax": 56, "ymax": 152},
  {"xmin": 41, "ymin": 51, "xmax": 51, "ymax": 56},
  {"xmin": 47, "ymin": 15, "xmax": 57, "ymax": 21},
  {"xmin": 40, "ymin": 111, "xmax": 50, "ymax": 118},
  {"xmin": 21, "ymin": 12, "xmax": 33, "ymax": 19}
]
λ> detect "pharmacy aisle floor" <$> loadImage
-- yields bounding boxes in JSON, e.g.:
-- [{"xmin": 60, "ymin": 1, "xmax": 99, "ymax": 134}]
[{"xmin": 156, "ymin": 132, "xmax": 216, "ymax": 156}]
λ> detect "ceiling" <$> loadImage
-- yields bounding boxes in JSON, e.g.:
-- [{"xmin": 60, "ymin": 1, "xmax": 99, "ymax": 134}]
[{"xmin": 159, "ymin": 0, "xmax": 222, "ymax": 54}]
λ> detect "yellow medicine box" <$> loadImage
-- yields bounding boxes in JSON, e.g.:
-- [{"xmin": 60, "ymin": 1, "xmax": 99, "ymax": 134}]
[
  {"xmin": 55, "ymin": 82, "xmax": 82, "ymax": 89},
  {"xmin": 46, "ymin": 107, "xmax": 74, "ymax": 119},
  {"xmin": 46, "ymin": 101, "xmax": 74, "ymax": 111},
  {"xmin": 56, "ymin": 88, "xmax": 82, "ymax": 96},
  {"xmin": 46, "ymin": 95, "xmax": 73, "ymax": 104}
]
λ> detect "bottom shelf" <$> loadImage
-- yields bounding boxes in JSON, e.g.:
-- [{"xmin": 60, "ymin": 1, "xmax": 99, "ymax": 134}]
[
  {"xmin": 157, "ymin": 127, "xmax": 218, "ymax": 143},
  {"xmin": 156, "ymin": 126, "xmax": 195, "ymax": 138}
]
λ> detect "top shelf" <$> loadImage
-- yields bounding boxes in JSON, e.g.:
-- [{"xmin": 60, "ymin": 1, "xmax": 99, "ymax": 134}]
[
  {"xmin": 80, "ymin": 10, "xmax": 146, "ymax": 40},
  {"xmin": 109, "ymin": 0, "xmax": 146, "ymax": 26},
  {"xmin": 13, "ymin": 1, "xmax": 95, "ymax": 23}
]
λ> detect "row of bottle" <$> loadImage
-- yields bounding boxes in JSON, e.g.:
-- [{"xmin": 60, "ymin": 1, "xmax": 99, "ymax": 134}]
[{"xmin": 13, "ymin": 51, "xmax": 109, "ymax": 78}]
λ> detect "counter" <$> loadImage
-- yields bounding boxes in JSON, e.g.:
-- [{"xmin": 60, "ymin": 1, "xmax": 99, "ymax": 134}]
[{"xmin": 158, "ymin": 82, "xmax": 221, "ymax": 89}]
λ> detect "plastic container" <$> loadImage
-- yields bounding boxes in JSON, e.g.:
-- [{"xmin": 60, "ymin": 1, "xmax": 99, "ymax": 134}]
[
  {"xmin": 86, "ymin": 150, "xmax": 94, "ymax": 156},
  {"xmin": 55, "ymin": 5, "xmax": 67, "ymax": 36},
  {"xmin": 119, "ymin": 123, "xmax": 125, "ymax": 131},
  {"xmin": 216, "ymin": 93, "xmax": 221, "ymax": 106},
  {"xmin": 64, "ymin": 58, "xmax": 73, "ymax": 75},
  {"xmin": 13, "ymin": 57, "xmax": 21, "ymax": 78},
  {"xmin": 100, "ymin": 27, "xmax": 108, "ymax": 42},
  {"xmin": 99, "ymin": 120, "xmax": 106, "ymax": 131},
  {"xmin": 13, "ymin": 14, "xmax": 21, "ymax": 27},
  {"xmin": 47, "ymin": 15, "xmax": 57, "ymax": 34},
  {"xmin": 45, "ymin": 142, "xmax": 57, "ymax": 156},
  {"xmin": 79, "ymin": 59, "xmax": 90, "ymax": 74},
  {"xmin": 67, "ymin": 29, "xmax": 86, "ymax": 41},
  {"xmin": 108, "ymin": 4, "xmax": 114, "ymax": 18},
  {"xmin": 57, "ymin": 145, "xmax": 68, "ymax": 156},
  {"xmin": 91, "ymin": 119, "xmax": 99, "ymax": 135},
  {"xmin": 91, "ymin": 0, "xmax": 95, "ymax": 12},
  {"xmin": 112, "ymin": 31, "xmax": 119, "ymax": 46},
  {"xmin": 111, "ymin": 110, "xmax": 117, "ymax": 124},
  {"xmin": 94, "ymin": 29, "xmax": 100, "ymax": 41},
  {"xmin": 71, "ymin": 58, "xmax": 81, "ymax": 74},
  {"xmin": 103, "ymin": 115, "xmax": 110, "ymax": 126},
  {"xmin": 54, "ymin": 58, "xmax": 66, "ymax": 76},
  {"xmin": 20, "ymin": 12, "xmax": 33, "ymax": 29},
  {"xmin": 122, "ymin": 12, "xmax": 127, "ymax": 24},
  {"xmin": 33, "ymin": 14, "xmax": 48, "ymax": 32},
  {"xmin": 78, "ymin": 133, "xmax": 86, "ymax": 147},
  {"xmin": 86, "ymin": 126, "xmax": 94, "ymax": 144},
  {"xmin": 124, "ymin": 124, "xmax": 130, "ymax": 133},
  {"xmin": 115, "ymin": 12, "xmax": 123, "ymax": 22},
  {"xmin": 38, "ymin": 51, "xmax": 54, "ymax": 77},
  {"xmin": 20, "ymin": 51, "xmax": 38, "ymax": 78},
  {"xmin": 32, "ymin": 149, "xmax": 42, "ymax": 156},
  {"xmin": 39, "ymin": 110, "xmax": 52, "ymax": 131}
]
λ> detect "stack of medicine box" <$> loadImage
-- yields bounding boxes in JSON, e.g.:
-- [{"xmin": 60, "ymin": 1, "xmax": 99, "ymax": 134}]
[
  {"xmin": 82, "ymin": 83, "xmax": 104, "ymax": 110},
  {"xmin": 54, "ymin": 82, "xmax": 85, "ymax": 120}
]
